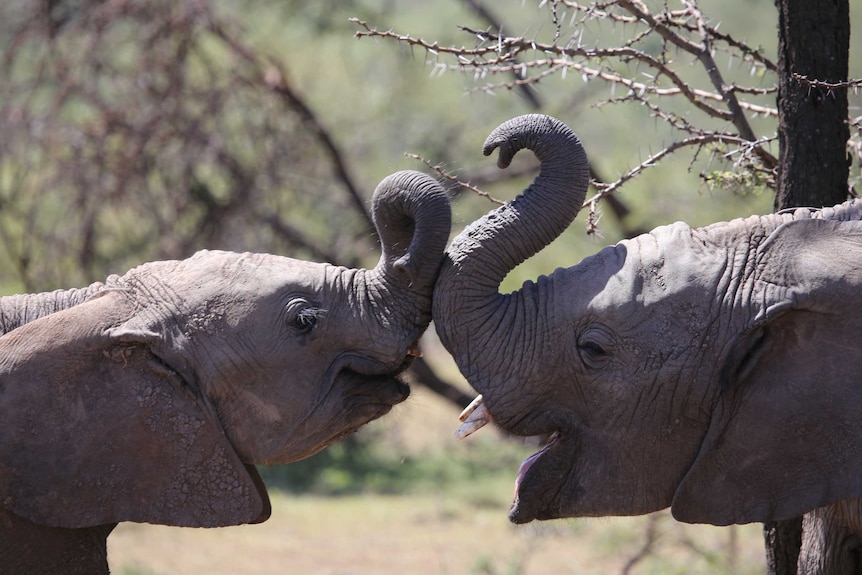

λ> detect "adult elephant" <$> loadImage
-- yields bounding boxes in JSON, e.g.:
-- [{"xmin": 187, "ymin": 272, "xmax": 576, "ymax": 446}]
[
  {"xmin": 0, "ymin": 170, "xmax": 450, "ymax": 574},
  {"xmin": 435, "ymin": 114, "xmax": 862, "ymax": 574}
]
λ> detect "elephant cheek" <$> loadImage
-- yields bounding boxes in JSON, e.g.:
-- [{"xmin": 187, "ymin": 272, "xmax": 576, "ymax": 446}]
[{"xmin": 220, "ymin": 391, "xmax": 286, "ymax": 463}]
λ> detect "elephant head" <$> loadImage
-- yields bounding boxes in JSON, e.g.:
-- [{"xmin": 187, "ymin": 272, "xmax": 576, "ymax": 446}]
[
  {"xmin": 0, "ymin": 169, "xmax": 451, "ymax": 530},
  {"xmin": 435, "ymin": 114, "xmax": 862, "ymax": 528}
]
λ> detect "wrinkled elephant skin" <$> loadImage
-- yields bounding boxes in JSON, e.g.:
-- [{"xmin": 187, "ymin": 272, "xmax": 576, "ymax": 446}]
[
  {"xmin": 434, "ymin": 115, "xmax": 862, "ymax": 549},
  {"xmin": 0, "ymin": 170, "xmax": 450, "ymax": 574}
]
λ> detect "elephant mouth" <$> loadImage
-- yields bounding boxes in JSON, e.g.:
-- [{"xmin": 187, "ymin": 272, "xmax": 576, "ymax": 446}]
[
  {"xmin": 290, "ymin": 368, "xmax": 409, "ymax": 462},
  {"xmin": 338, "ymin": 336, "xmax": 421, "ymax": 379},
  {"xmin": 514, "ymin": 431, "xmax": 561, "ymax": 495},
  {"xmin": 337, "ymin": 367, "xmax": 410, "ymax": 408},
  {"xmin": 455, "ymin": 395, "xmax": 564, "ymax": 524},
  {"xmin": 509, "ymin": 431, "xmax": 562, "ymax": 523},
  {"xmin": 333, "ymin": 346, "xmax": 413, "ymax": 415},
  {"xmin": 324, "ymin": 333, "xmax": 422, "ymax": 417}
]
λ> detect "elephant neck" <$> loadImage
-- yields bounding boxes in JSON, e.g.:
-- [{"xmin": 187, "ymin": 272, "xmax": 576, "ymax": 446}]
[{"xmin": 0, "ymin": 509, "xmax": 115, "ymax": 574}]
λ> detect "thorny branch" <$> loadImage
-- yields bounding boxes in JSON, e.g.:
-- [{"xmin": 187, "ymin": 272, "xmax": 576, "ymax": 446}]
[
  {"xmin": 354, "ymin": 0, "xmax": 859, "ymax": 230},
  {"xmin": 792, "ymin": 73, "xmax": 862, "ymax": 92},
  {"xmin": 0, "ymin": 0, "xmax": 378, "ymax": 290},
  {"xmin": 404, "ymin": 154, "xmax": 505, "ymax": 205}
]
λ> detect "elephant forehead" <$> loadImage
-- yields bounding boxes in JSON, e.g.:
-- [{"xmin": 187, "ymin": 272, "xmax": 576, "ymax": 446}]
[
  {"xmin": 571, "ymin": 222, "xmax": 723, "ymax": 312},
  {"xmin": 120, "ymin": 251, "xmax": 329, "ymax": 329},
  {"xmin": 178, "ymin": 251, "xmax": 326, "ymax": 297}
]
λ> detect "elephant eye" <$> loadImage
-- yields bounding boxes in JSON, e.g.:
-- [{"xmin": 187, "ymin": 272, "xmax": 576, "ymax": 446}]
[
  {"xmin": 285, "ymin": 298, "xmax": 323, "ymax": 333},
  {"xmin": 579, "ymin": 341, "xmax": 606, "ymax": 361},
  {"xmin": 577, "ymin": 326, "xmax": 612, "ymax": 368}
]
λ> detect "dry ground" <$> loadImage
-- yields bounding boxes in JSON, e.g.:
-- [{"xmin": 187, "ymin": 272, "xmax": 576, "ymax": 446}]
[{"xmin": 110, "ymin": 489, "xmax": 766, "ymax": 575}]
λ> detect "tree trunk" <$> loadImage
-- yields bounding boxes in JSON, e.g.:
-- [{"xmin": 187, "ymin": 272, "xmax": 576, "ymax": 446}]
[
  {"xmin": 765, "ymin": 519, "xmax": 804, "ymax": 575},
  {"xmin": 766, "ymin": 0, "xmax": 850, "ymax": 573},
  {"xmin": 773, "ymin": 0, "xmax": 850, "ymax": 212}
]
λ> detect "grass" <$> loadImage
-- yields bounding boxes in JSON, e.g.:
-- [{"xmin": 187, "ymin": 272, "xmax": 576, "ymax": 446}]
[
  {"xmin": 109, "ymin": 487, "xmax": 768, "ymax": 575},
  {"xmin": 109, "ymin": 488, "xmax": 767, "ymax": 575},
  {"xmin": 107, "ymin": 370, "xmax": 768, "ymax": 575}
]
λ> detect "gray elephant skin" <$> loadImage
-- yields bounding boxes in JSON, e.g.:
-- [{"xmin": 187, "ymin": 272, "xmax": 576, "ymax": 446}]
[
  {"xmin": 0, "ymin": 170, "xmax": 450, "ymax": 574},
  {"xmin": 435, "ymin": 114, "xmax": 862, "ymax": 572}
]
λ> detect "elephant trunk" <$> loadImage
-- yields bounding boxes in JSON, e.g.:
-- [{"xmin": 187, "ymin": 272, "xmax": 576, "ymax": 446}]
[
  {"xmin": 352, "ymin": 169, "xmax": 452, "ymax": 356},
  {"xmin": 0, "ymin": 283, "xmax": 105, "ymax": 335},
  {"xmin": 369, "ymin": 170, "xmax": 452, "ymax": 296},
  {"xmin": 433, "ymin": 114, "xmax": 590, "ymax": 385}
]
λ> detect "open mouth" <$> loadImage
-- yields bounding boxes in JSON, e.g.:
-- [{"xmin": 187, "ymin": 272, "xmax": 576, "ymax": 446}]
[
  {"xmin": 455, "ymin": 395, "xmax": 561, "ymax": 507},
  {"xmin": 514, "ymin": 432, "xmax": 560, "ymax": 496}
]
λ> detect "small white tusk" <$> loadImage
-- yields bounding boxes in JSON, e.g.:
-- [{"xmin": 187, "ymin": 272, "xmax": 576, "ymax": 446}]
[
  {"xmin": 454, "ymin": 401, "xmax": 493, "ymax": 440},
  {"xmin": 458, "ymin": 394, "xmax": 484, "ymax": 422}
]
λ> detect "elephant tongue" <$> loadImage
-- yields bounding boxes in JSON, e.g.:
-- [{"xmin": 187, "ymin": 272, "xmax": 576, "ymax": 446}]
[
  {"xmin": 514, "ymin": 433, "xmax": 559, "ymax": 497},
  {"xmin": 454, "ymin": 395, "xmax": 493, "ymax": 439}
]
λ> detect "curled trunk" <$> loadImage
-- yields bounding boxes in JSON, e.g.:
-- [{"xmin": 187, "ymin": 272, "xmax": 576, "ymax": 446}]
[
  {"xmin": 363, "ymin": 170, "xmax": 451, "ymax": 336},
  {"xmin": 369, "ymin": 170, "xmax": 452, "ymax": 294},
  {"xmin": 433, "ymin": 115, "xmax": 590, "ymax": 383}
]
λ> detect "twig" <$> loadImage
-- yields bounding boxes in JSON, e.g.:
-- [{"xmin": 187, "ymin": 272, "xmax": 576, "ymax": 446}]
[
  {"xmin": 621, "ymin": 513, "xmax": 661, "ymax": 575},
  {"xmin": 590, "ymin": 132, "xmax": 766, "ymax": 201},
  {"xmin": 404, "ymin": 153, "xmax": 505, "ymax": 205},
  {"xmin": 792, "ymin": 73, "xmax": 862, "ymax": 92},
  {"xmin": 459, "ymin": 0, "xmax": 543, "ymax": 110},
  {"xmin": 210, "ymin": 19, "xmax": 374, "ymax": 232}
]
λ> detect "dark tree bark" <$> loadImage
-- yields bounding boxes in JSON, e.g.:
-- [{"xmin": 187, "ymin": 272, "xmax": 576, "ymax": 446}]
[
  {"xmin": 765, "ymin": 519, "xmax": 804, "ymax": 575},
  {"xmin": 773, "ymin": 0, "xmax": 850, "ymax": 211},
  {"xmin": 766, "ymin": 0, "xmax": 850, "ymax": 573}
]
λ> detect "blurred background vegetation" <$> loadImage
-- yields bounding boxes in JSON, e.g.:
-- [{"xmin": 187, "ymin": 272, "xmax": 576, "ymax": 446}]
[{"xmin": 2, "ymin": 0, "xmax": 860, "ymax": 573}]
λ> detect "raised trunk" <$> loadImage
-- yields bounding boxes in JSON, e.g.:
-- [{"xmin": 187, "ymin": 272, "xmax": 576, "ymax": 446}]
[
  {"xmin": 434, "ymin": 115, "xmax": 590, "ymax": 382},
  {"xmin": 0, "ymin": 283, "xmax": 105, "ymax": 335},
  {"xmin": 359, "ymin": 170, "xmax": 451, "ymax": 345},
  {"xmin": 369, "ymin": 170, "xmax": 451, "ymax": 295}
]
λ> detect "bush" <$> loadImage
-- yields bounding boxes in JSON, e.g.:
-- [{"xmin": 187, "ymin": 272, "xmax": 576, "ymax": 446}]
[{"xmin": 257, "ymin": 430, "xmax": 529, "ymax": 496}]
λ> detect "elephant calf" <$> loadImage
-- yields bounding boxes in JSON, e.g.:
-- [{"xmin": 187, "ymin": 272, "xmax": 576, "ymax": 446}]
[
  {"xmin": 0, "ymin": 170, "xmax": 450, "ymax": 574},
  {"xmin": 437, "ymin": 114, "xmax": 862, "ymax": 574}
]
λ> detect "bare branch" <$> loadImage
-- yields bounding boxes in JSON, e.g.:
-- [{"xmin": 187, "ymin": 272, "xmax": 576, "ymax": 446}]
[
  {"xmin": 207, "ymin": 19, "xmax": 375, "ymax": 234},
  {"xmin": 590, "ymin": 133, "xmax": 775, "ymax": 201},
  {"xmin": 405, "ymin": 153, "xmax": 505, "ymax": 205},
  {"xmin": 353, "ymin": 1, "xmax": 784, "ymax": 197},
  {"xmin": 621, "ymin": 513, "xmax": 661, "ymax": 575},
  {"xmin": 792, "ymin": 73, "xmax": 862, "ymax": 91},
  {"xmin": 459, "ymin": 0, "xmax": 543, "ymax": 110}
]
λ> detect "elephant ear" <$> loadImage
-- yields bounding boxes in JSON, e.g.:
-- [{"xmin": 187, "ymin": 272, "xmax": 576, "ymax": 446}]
[
  {"xmin": 0, "ymin": 290, "xmax": 270, "ymax": 529},
  {"xmin": 673, "ymin": 218, "xmax": 862, "ymax": 526}
]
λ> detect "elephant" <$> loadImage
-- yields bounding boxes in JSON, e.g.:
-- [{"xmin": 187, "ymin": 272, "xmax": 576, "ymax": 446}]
[
  {"xmin": 0, "ymin": 169, "xmax": 451, "ymax": 574},
  {"xmin": 435, "ymin": 114, "xmax": 862, "ymax": 573}
]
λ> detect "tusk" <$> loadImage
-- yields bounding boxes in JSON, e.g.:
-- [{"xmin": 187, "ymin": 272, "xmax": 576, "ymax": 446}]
[
  {"xmin": 455, "ymin": 396, "xmax": 493, "ymax": 440},
  {"xmin": 407, "ymin": 344, "xmax": 423, "ymax": 358},
  {"xmin": 458, "ymin": 394, "xmax": 484, "ymax": 422}
]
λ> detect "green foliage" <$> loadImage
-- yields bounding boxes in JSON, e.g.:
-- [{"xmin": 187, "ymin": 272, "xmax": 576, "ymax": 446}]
[
  {"xmin": 702, "ymin": 169, "xmax": 772, "ymax": 198},
  {"xmin": 258, "ymin": 428, "xmax": 529, "ymax": 496}
]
